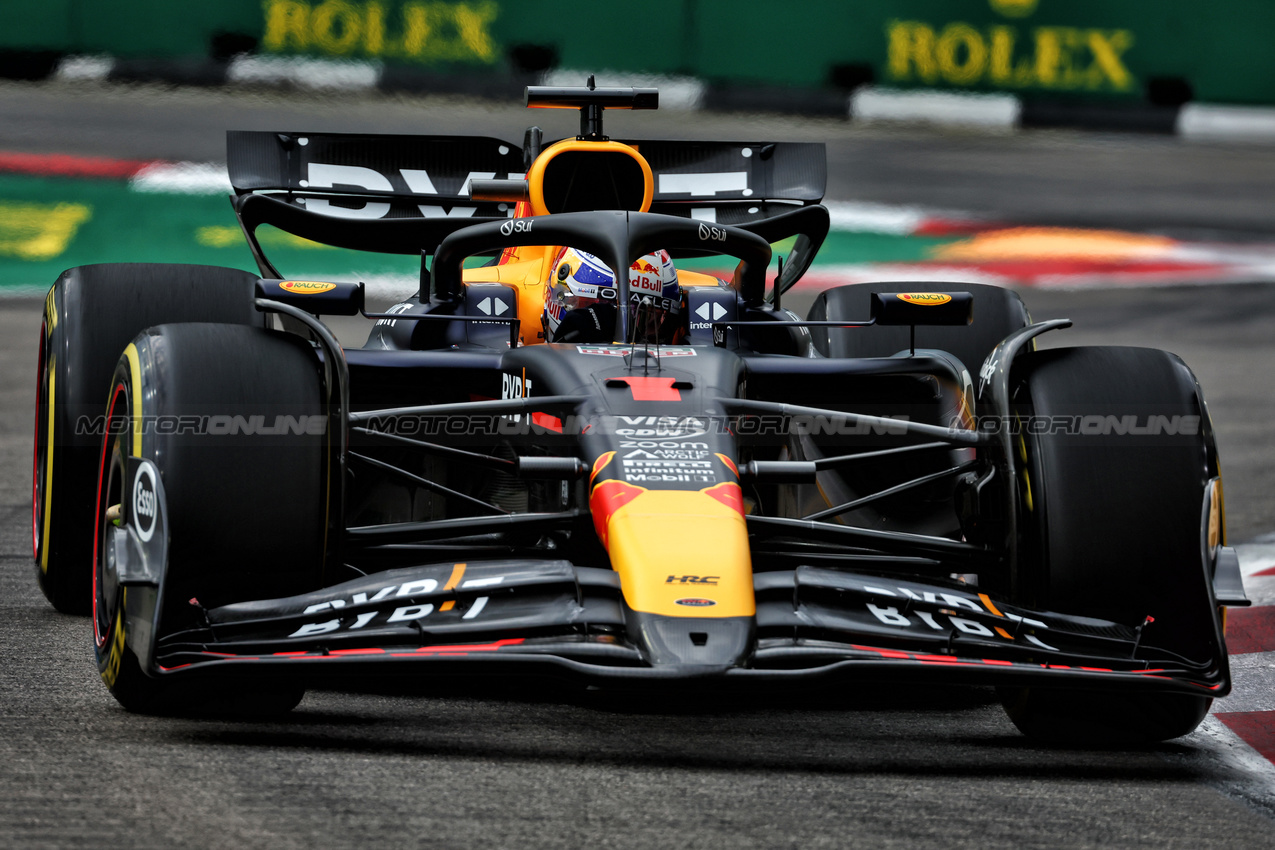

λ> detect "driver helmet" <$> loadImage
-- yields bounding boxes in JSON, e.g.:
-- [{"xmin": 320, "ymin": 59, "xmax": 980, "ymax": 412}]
[{"xmin": 543, "ymin": 247, "xmax": 681, "ymax": 343}]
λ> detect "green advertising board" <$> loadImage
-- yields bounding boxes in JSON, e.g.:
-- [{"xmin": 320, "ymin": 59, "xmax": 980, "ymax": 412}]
[
  {"xmin": 3, "ymin": 0, "xmax": 1275, "ymax": 105},
  {"xmin": 693, "ymin": 0, "xmax": 1275, "ymax": 104}
]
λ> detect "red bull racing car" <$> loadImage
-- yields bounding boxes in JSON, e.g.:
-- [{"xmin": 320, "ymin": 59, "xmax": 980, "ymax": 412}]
[{"xmin": 32, "ymin": 83, "xmax": 1248, "ymax": 742}]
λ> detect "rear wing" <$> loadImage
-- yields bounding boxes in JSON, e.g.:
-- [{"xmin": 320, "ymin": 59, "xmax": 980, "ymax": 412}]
[
  {"xmin": 623, "ymin": 139, "xmax": 825, "ymax": 225},
  {"xmin": 226, "ymin": 130, "xmax": 827, "ymax": 281},
  {"xmin": 227, "ymin": 131, "xmax": 525, "ymax": 220}
]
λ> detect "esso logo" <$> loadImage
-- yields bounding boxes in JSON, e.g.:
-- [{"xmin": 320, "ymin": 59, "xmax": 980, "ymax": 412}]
[
  {"xmin": 132, "ymin": 464, "xmax": 158, "ymax": 543},
  {"xmin": 500, "ymin": 219, "xmax": 534, "ymax": 236},
  {"xmin": 697, "ymin": 223, "xmax": 728, "ymax": 242}
]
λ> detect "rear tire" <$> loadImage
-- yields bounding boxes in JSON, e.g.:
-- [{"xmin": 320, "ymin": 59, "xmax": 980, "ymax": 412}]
[
  {"xmin": 93, "ymin": 322, "xmax": 325, "ymax": 716},
  {"xmin": 34, "ymin": 264, "xmax": 266, "ymax": 613},
  {"xmin": 999, "ymin": 346, "xmax": 1220, "ymax": 744}
]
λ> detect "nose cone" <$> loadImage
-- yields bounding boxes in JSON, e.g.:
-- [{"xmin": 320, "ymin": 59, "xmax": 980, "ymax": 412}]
[
  {"xmin": 627, "ymin": 611, "xmax": 754, "ymax": 669},
  {"xmin": 591, "ymin": 483, "xmax": 755, "ymax": 668},
  {"xmin": 595, "ymin": 486, "xmax": 754, "ymax": 618}
]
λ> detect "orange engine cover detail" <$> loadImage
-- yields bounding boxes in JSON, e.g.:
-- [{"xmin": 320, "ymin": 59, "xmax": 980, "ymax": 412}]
[{"xmin": 526, "ymin": 139, "xmax": 654, "ymax": 216}]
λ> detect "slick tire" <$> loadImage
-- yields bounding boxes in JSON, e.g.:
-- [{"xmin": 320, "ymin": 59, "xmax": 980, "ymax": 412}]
[
  {"xmin": 34, "ymin": 264, "xmax": 266, "ymax": 614},
  {"xmin": 807, "ymin": 281, "xmax": 1031, "ymax": 376},
  {"xmin": 999, "ymin": 346, "xmax": 1220, "ymax": 744},
  {"xmin": 93, "ymin": 322, "xmax": 325, "ymax": 716}
]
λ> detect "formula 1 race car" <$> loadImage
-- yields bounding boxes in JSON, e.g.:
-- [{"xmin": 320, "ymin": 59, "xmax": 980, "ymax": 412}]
[{"xmin": 33, "ymin": 83, "xmax": 1249, "ymax": 742}]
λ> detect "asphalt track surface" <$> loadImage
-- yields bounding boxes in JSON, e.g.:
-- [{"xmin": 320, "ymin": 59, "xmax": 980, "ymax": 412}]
[{"xmin": 3, "ymin": 81, "xmax": 1275, "ymax": 847}]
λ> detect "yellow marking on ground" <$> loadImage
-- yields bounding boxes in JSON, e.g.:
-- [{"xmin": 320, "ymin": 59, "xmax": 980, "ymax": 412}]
[
  {"xmin": 0, "ymin": 202, "xmax": 92, "ymax": 260},
  {"xmin": 933, "ymin": 227, "xmax": 1176, "ymax": 262},
  {"xmin": 195, "ymin": 225, "xmax": 335, "ymax": 250}
]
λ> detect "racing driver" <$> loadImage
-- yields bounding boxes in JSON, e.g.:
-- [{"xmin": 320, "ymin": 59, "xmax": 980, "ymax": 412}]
[{"xmin": 542, "ymin": 247, "xmax": 682, "ymax": 344}]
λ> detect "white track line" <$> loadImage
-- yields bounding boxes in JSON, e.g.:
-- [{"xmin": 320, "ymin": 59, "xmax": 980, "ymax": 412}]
[
  {"xmin": 1179, "ymin": 104, "xmax": 1275, "ymax": 142},
  {"xmin": 227, "ymin": 55, "xmax": 381, "ymax": 91},
  {"xmin": 130, "ymin": 161, "xmax": 232, "ymax": 194},
  {"xmin": 1172, "ymin": 718, "xmax": 1275, "ymax": 818},
  {"xmin": 850, "ymin": 86, "xmax": 1020, "ymax": 129},
  {"xmin": 54, "ymin": 55, "xmax": 115, "ymax": 82},
  {"xmin": 823, "ymin": 201, "xmax": 933, "ymax": 235}
]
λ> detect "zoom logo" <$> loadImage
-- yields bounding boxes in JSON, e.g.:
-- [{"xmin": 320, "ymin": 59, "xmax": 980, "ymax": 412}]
[
  {"xmin": 500, "ymin": 219, "xmax": 534, "ymax": 236},
  {"xmin": 697, "ymin": 223, "xmax": 728, "ymax": 242}
]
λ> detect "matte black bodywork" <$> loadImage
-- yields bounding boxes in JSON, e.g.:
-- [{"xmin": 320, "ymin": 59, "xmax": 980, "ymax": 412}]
[{"xmin": 101, "ymin": 106, "xmax": 1245, "ymax": 702}]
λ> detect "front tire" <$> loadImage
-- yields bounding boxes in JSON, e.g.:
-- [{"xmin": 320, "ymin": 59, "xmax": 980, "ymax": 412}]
[
  {"xmin": 999, "ymin": 346, "xmax": 1221, "ymax": 744},
  {"xmin": 93, "ymin": 322, "xmax": 325, "ymax": 716}
]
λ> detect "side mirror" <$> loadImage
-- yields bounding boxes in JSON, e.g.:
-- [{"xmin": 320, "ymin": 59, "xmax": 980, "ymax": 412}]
[
  {"xmin": 255, "ymin": 279, "xmax": 365, "ymax": 316},
  {"xmin": 870, "ymin": 291, "xmax": 973, "ymax": 326}
]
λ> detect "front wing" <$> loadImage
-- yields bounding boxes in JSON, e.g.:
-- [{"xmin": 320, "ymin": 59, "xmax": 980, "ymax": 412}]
[{"xmin": 144, "ymin": 560, "xmax": 1230, "ymax": 697}]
